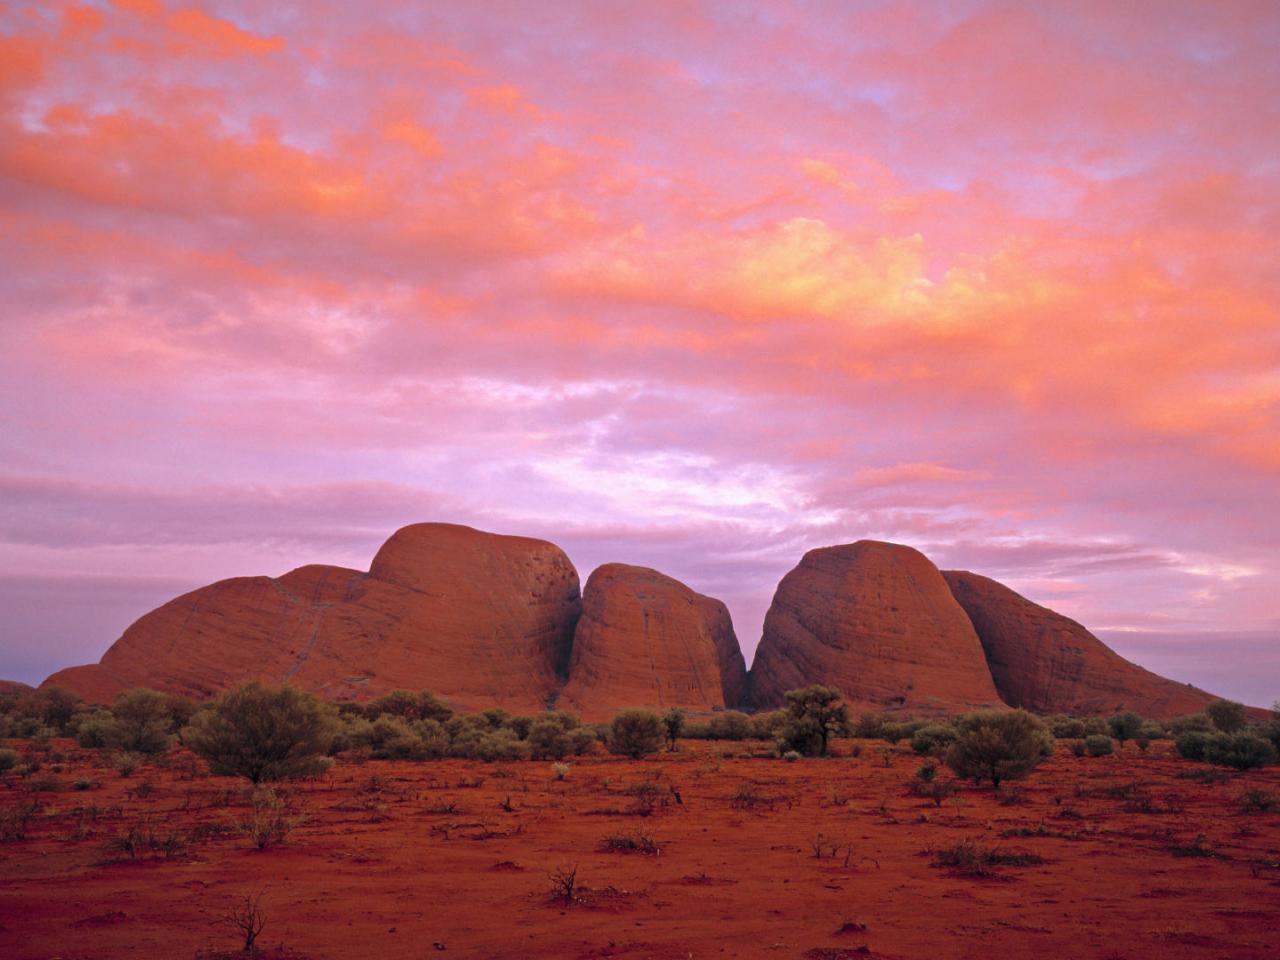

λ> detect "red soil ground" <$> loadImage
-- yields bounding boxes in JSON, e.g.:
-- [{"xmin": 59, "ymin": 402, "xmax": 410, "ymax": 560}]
[{"xmin": 2, "ymin": 739, "xmax": 1279, "ymax": 959}]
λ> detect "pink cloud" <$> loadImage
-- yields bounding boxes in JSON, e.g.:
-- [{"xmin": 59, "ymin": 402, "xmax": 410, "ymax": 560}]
[{"xmin": 0, "ymin": 1, "xmax": 1276, "ymax": 702}]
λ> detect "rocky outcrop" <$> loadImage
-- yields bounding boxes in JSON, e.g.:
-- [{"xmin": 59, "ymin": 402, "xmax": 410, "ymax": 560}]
[
  {"xmin": 44, "ymin": 523, "xmax": 582, "ymax": 712},
  {"xmin": 750, "ymin": 540, "xmax": 1005, "ymax": 714},
  {"xmin": 943, "ymin": 570, "xmax": 1217, "ymax": 718},
  {"xmin": 559, "ymin": 564, "xmax": 748, "ymax": 720},
  {"xmin": 0, "ymin": 679, "xmax": 33, "ymax": 697}
]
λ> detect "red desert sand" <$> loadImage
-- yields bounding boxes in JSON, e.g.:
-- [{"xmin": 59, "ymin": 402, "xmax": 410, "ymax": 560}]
[{"xmin": 2, "ymin": 738, "xmax": 1278, "ymax": 959}]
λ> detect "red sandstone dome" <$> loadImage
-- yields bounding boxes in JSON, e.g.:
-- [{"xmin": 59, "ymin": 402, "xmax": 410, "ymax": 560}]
[
  {"xmin": 942, "ymin": 570, "xmax": 1218, "ymax": 719},
  {"xmin": 558, "ymin": 563, "xmax": 748, "ymax": 720},
  {"xmin": 750, "ymin": 540, "xmax": 1005, "ymax": 713},
  {"xmin": 44, "ymin": 523, "xmax": 582, "ymax": 712}
]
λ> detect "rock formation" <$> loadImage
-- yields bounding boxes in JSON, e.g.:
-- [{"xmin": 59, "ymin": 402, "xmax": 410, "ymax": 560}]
[
  {"xmin": 750, "ymin": 540, "xmax": 1005, "ymax": 713},
  {"xmin": 44, "ymin": 523, "xmax": 582, "ymax": 712},
  {"xmin": 943, "ymin": 570, "xmax": 1218, "ymax": 718},
  {"xmin": 558, "ymin": 564, "xmax": 748, "ymax": 720},
  {"xmin": 0, "ymin": 679, "xmax": 33, "ymax": 697}
]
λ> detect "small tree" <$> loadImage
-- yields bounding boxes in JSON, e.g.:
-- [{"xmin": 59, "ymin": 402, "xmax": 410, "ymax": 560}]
[
  {"xmin": 944, "ymin": 710, "xmax": 1053, "ymax": 792},
  {"xmin": 781, "ymin": 685, "xmax": 848, "ymax": 757},
  {"xmin": 182, "ymin": 683, "xmax": 338, "ymax": 783},
  {"xmin": 1107, "ymin": 711, "xmax": 1143, "ymax": 745},
  {"xmin": 1206, "ymin": 699, "xmax": 1247, "ymax": 733},
  {"xmin": 662, "ymin": 708, "xmax": 685, "ymax": 752},
  {"xmin": 608, "ymin": 709, "xmax": 663, "ymax": 759},
  {"xmin": 110, "ymin": 688, "xmax": 173, "ymax": 755}
]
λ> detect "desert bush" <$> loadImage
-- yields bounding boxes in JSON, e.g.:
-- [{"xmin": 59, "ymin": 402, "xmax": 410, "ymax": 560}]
[
  {"xmin": 1048, "ymin": 715, "xmax": 1086, "ymax": 739},
  {"xmin": 707, "ymin": 710, "xmax": 754, "ymax": 741},
  {"xmin": 364, "ymin": 689, "xmax": 452, "ymax": 724},
  {"xmin": 608, "ymin": 710, "xmax": 664, "ymax": 759},
  {"xmin": 928, "ymin": 839, "xmax": 1045, "ymax": 877},
  {"xmin": 181, "ymin": 682, "xmax": 339, "ymax": 783},
  {"xmin": 245, "ymin": 787, "xmax": 301, "ymax": 850},
  {"xmin": 1170, "ymin": 713, "xmax": 1214, "ymax": 736},
  {"xmin": 115, "ymin": 753, "xmax": 141, "ymax": 777},
  {"xmin": 448, "ymin": 724, "xmax": 529, "ymax": 761},
  {"xmin": 600, "ymin": 830, "xmax": 660, "ymax": 855},
  {"xmin": 1085, "ymin": 734, "xmax": 1114, "ymax": 757},
  {"xmin": 72, "ymin": 710, "xmax": 117, "ymax": 749},
  {"xmin": 548, "ymin": 864, "xmax": 578, "ymax": 905},
  {"xmin": 782, "ymin": 750, "xmax": 801, "ymax": 762},
  {"xmin": 1107, "ymin": 712, "xmax": 1143, "ymax": 744},
  {"xmin": 750, "ymin": 710, "xmax": 789, "ymax": 741},
  {"xmin": 944, "ymin": 709, "xmax": 1053, "ymax": 791},
  {"xmin": 1175, "ymin": 730, "xmax": 1215, "ymax": 761},
  {"xmin": 1069, "ymin": 739, "xmax": 1086, "ymax": 757},
  {"xmin": 1082, "ymin": 717, "xmax": 1109, "ymax": 737},
  {"xmin": 351, "ymin": 715, "xmax": 448, "ymax": 760},
  {"xmin": 551, "ymin": 762, "xmax": 570, "ymax": 781},
  {"xmin": 109, "ymin": 688, "xmax": 173, "ymax": 754},
  {"xmin": 0, "ymin": 748, "xmax": 17, "ymax": 775},
  {"xmin": 853, "ymin": 712, "xmax": 891, "ymax": 739},
  {"xmin": 910, "ymin": 724, "xmax": 957, "ymax": 757},
  {"xmin": 778, "ymin": 685, "xmax": 848, "ymax": 757},
  {"xmin": 661, "ymin": 709, "xmax": 685, "ymax": 751},
  {"xmin": 882, "ymin": 719, "xmax": 928, "ymax": 744},
  {"xmin": 0, "ymin": 799, "xmax": 40, "ymax": 841},
  {"xmin": 1237, "ymin": 788, "xmax": 1278, "ymax": 813},
  {"xmin": 19, "ymin": 686, "xmax": 82, "ymax": 735},
  {"xmin": 527, "ymin": 713, "xmax": 585, "ymax": 760},
  {"xmin": 218, "ymin": 891, "xmax": 268, "ymax": 953},
  {"xmin": 1139, "ymin": 720, "xmax": 1168, "ymax": 741},
  {"xmin": 1203, "ymin": 732, "xmax": 1276, "ymax": 770},
  {"xmin": 1206, "ymin": 699, "xmax": 1248, "ymax": 733}
]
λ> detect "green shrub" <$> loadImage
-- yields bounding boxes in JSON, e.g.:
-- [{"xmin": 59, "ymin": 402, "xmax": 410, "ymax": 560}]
[
  {"xmin": 20, "ymin": 686, "xmax": 83, "ymax": 735},
  {"xmin": 778, "ymin": 685, "xmax": 848, "ymax": 757},
  {"xmin": 448, "ymin": 723, "xmax": 529, "ymax": 761},
  {"xmin": 608, "ymin": 710, "xmax": 664, "ymax": 759},
  {"xmin": 528, "ymin": 714, "xmax": 580, "ymax": 760},
  {"xmin": 944, "ymin": 710, "xmax": 1053, "ymax": 791},
  {"xmin": 364, "ymin": 689, "xmax": 452, "ymax": 724},
  {"xmin": 707, "ymin": 710, "xmax": 754, "ymax": 741},
  {"xmin": 750, "ymin": 710, "xmax": 789, "ymax": 741},
  {"xmin": 1070, "ymin": 739, "xmax": 1086, "ymax": 757},
  {"xmin": 1084, "ymin": 734, "xmax": 1114, "ymax": 757},
  {"xmin": 1082, "ymin": 717, "xmax": 1109, "ymax": 737},
  {"xmin": 0, "ymin": 748, "xmax": 17, "ymax": 775},
  {"xmin": 1175, "ymin": 730, "xmax": 1215, "ymax": 761},
  {"xmin": 1107, "ymin": 712, "xmax": 1143, "ymax": 744},
  {"xmin": 352, "ymin": 716, "xmax": 447, "ymax": 760},
  {"xmin": 181, "ymin": 683, "xmax": 338, "ymax": 783},
  {"xmin": 1048, "ymin": 715, "xmax": 1086, "ymax": 739},
  {"xmin": 109, "ymin": 688, "xmax": 173, "ymax": 755},
  {"xmin": 1203, "ymin": 732, "xmax": 1276, "ymax": 770},
  {"xmin": 1170, "ymin": 713, "xmax": 1214, "ymax": 736},
  {"xmin": 73, "ymin": 710, "xmax": 117, "ymax": 749},
  {"xmin": 1206, "ymin": 699, "xmax": 1247, "ymax": 733},
  {"xmin": 853, "ymin": 712, "xmax": 890, "ymax": 739},
  {"xmin": 910, "ymin": 724, "xmax": 957, "ymax": 757},
  {"xmin": 1139, "ymin": 721, "xmax": 1168, "ymax": 741}
]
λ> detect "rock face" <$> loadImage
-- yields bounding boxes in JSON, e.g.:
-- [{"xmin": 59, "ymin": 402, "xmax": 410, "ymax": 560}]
[
  {"xmin": 943, "ymin": 571, "xmax": 1217, "ymax": 719},
  {"xmin": 559, "ymin": 564, "xmax": 748, "ymax": 720},
  {"xmin": 0, "ymin": 679, "xmax": 33, "ymax": 697},
  {"xmin": 750, "ymin": 541, "xmax": 1005, "ymax": 713},
  {"xmin": 44, "ymin": 523, "xmax": 582, "ymax": 712}
]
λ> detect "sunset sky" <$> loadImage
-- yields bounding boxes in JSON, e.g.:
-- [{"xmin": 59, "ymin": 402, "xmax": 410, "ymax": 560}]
[{"xmin": 1, "ymin": 1, "xmax": 1277, "ymax": 703}]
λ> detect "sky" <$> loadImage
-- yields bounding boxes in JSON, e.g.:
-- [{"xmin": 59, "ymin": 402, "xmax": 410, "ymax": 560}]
[{"xmin": 1, "ymin": 1, "xmax": 1278, "ymax": 704}]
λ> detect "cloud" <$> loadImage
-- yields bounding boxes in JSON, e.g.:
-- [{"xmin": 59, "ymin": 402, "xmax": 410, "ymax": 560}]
[{"xmin": 0, "ymin": 1, "xmax": 1277, "ymax": 699}]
